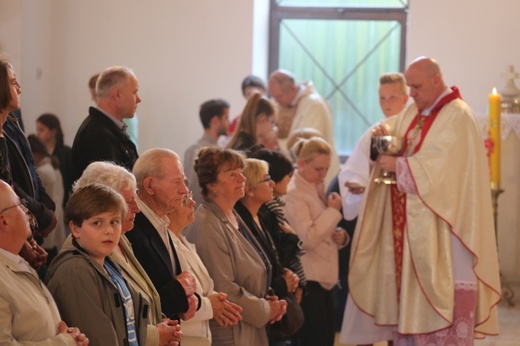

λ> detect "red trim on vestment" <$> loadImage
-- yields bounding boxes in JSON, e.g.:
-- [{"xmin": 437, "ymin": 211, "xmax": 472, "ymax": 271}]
[{"xmin": 391, "ymin": 87, "xmax": 462, "ymax": 316}]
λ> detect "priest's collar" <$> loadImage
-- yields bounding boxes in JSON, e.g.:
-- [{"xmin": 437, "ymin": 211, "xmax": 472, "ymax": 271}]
[{"xmin": 421, "ymin": 86, "xmax": 453, "ymax": 116}]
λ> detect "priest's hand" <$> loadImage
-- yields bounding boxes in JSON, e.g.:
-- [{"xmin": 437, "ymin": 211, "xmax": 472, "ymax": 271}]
[
  {"xmin": 379, "ymin": 155, "xmax": 397, "ymax": 172},
  {"xmin": 371, "ymin": 123, "xmax": 389, "ymax": 137}
]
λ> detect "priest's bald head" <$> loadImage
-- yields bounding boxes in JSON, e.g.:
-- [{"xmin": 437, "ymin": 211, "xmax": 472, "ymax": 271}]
[{"xmin": 405, "ymin": 57, "xmax": 447, "ymax": 111}]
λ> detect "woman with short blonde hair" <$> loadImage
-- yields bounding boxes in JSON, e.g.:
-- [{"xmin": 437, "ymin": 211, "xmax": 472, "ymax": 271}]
[{"xmin": 235, "ymin": 158, "xmax": 301, "ymax": 343}]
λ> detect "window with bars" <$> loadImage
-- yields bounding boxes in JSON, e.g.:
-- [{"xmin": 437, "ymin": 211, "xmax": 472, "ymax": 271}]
[{"xmin": 269, "ymin": 0, "xmax": 408, "ymax": 155}]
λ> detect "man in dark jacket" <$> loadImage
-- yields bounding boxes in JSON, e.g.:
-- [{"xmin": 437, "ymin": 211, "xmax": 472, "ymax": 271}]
[
  {"xmin": 1, "ymin": 58, "xmax": 55, "ymax": 271},
  {"xmin": 72, "ymin": 66, "xmax": 140, "ymax": 180},
  {"xmin": 3, "ymin": 115, "xmax": 56, "ymax": 238},
  {"xmin": 127, "ymin": 148, "xmax": 199, "ymax": 322}
]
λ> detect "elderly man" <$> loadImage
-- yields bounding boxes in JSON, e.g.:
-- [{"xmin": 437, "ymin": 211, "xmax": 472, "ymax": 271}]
[
  {"xmin": 0, "ymin": 181, "xmax": 89, "ymax": 345},
  {"xmin": 72, "ymin": 66, "xmax": 140, "ymax": 180},
  {"xmin": 126, "ymin": 148, "xmax": 198, "ymax": 322},
  {"xmin": 269, "ymin": 69, "xmax": 339, "ymax": 186},
  {"xmin": 342, "ymin": 57, "xmax": 501, "ymax": 345},
  {"xmin": 184, "ymin": 99, "xmax": 230, "ymax": 205}
]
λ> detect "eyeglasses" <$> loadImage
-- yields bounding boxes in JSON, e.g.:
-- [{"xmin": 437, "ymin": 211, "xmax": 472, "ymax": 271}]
[
  {"xmin": 257, "ymin": 175, "xmax": 272, "ymax": 184},
  {"xmin": 0, "ymin": 198, "xmax": 38, "ymax": 231},
  {"xmin": 181, "ymin": 191, "xmax": 193, "ymax": 207},
  {"xmin": 0, "ymin": 198, "xmax": 28, "ymax": 215}
]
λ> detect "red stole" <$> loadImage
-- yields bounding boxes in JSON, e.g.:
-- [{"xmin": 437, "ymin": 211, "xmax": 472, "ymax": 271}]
[{"xmin": 390, "ymin": 87, "xmax": 462, "ymax": 305}]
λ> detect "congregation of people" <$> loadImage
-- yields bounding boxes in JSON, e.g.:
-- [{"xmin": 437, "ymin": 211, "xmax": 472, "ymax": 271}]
[{"xmin": 0, "ymin": 51, "xmax": 501, "ymax": 346}]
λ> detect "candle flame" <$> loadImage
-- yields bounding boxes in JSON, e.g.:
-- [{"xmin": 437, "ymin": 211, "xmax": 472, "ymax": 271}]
[{"xmin": 492, "ymin": 87, "xmax": 497, "ymax": 95}]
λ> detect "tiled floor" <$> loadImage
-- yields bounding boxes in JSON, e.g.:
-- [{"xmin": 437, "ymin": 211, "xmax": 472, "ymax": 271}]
[
  {"xmin": 335, "ymin": 300, "xmax": 520, "ymax": 346},
  {"xmin": 475, "ymin": 301, "xmax": 520, "ymax": 346}
]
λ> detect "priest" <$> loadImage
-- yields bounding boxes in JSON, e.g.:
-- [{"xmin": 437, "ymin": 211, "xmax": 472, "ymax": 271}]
[{"xmin": 341, "ymin": 56, "xmax": 501, "ymax": 345}]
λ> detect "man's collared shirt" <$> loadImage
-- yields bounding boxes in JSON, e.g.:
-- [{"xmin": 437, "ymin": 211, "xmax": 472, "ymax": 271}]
[
  {"xmin": 0, "ymin": 248, "xmax": 32, "ymax": 273},
  {"xmin": 94, "ymin": 106, "xmax": 128, "ymax": 132},
  {"xmin": 136, "ymin": 197, "xmax": 177, "ymax": 274}
]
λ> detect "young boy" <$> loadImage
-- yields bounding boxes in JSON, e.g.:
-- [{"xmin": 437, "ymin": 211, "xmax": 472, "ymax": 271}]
[
  {"xmin": 336, "ymin": 73, "xmax": 408, "ymax": 346},
  {"xmin": 46, "ymin": 184, "xmax": 149, "ymax": 346},
  {"xmin": 339, "ymin": 72, "xmax": 409, "ymax": 219}
]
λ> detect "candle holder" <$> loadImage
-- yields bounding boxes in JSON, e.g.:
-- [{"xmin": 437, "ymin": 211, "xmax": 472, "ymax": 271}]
[
  {"xmin": 500, "ymin": 65, "xmax": 520, "ymax": 113},
  {"xmin": 491, "ymin": 183, "xmax": 515, "ymax": 307}
]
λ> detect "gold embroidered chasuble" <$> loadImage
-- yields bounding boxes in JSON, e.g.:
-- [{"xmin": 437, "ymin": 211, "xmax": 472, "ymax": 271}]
[{"xmin": 348, "ymin": 96, "xmax": 501, "ymax": 337}]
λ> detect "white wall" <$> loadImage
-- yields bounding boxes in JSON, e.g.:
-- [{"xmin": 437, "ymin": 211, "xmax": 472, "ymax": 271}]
[
  {"xmin": 0, "ymin": 1, "xmax": 22, "ymax": 81},
  {"xmin": 1, "ymin": 0, "xmax": 257, "ymax": 154},
  {"xmin": 407, "ymin": 0, "xmax": 520, "ymax": 114},
  {"xmin": 19, "ymin": 0, "xmax": 54, "ymax": 126}
]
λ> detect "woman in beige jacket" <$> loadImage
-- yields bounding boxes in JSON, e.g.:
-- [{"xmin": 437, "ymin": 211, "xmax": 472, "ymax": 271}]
[{"xmin": 184, "ymin": 147, "xmax": 287, "ymax": 346}]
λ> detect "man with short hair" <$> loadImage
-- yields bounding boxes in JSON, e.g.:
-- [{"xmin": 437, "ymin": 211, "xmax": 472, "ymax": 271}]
[
  {"xmin": 184, "ymin": 99, "xmax": 229, "ymax": 205},
  {"xmin": 72, "ymin": 66, "xmax": 140, "ymax": 180},
  {"xmin": 0, "ymin": 181, "xmax": 89, "ymax": 345},
  {"xmin": 334, "ymin": 72, "xmax": 408, "ymax": 346},
  {"xmin": 342, "ymin": 57, "xmax": 501, "ymax": 344},
  {"xmin": 88, "ymin": 73, "xmax": 99, "ymax": 102},
  {"xmin": 338, "ymin": 72, "xmax": 409, "ymax": 220},
  {"xmin": 127, "ymin": 148, "xmax": 199, "ymax": 321},
  {"xmin": 378, "ymin": 73, "xmax": 409, "ymax": 118},
  {"xmin": 269, "ymin": 69, "xmax": 339, "ymax": 186}
]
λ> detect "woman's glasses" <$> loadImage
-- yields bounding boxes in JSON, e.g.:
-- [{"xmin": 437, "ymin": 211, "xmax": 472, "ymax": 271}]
[
  {"xmin": 257, "ymin": 175, "xmax": 272, "ymax": 185},
  {"xmin": 0, "ymin": 198, "xmax": 28, "ymax": 214}
]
